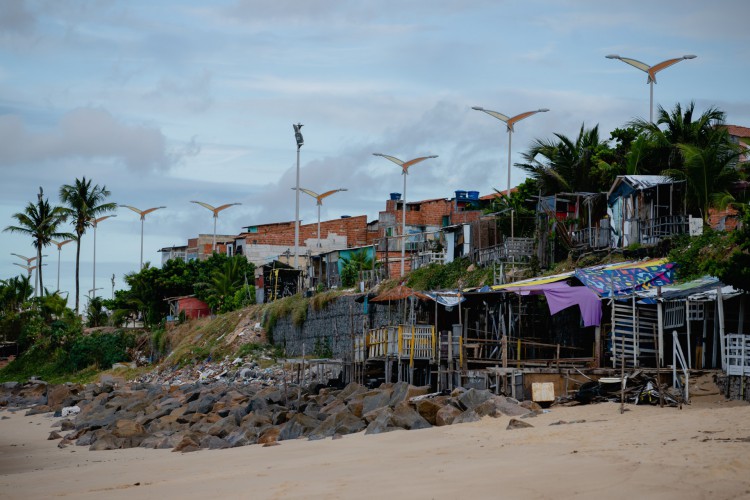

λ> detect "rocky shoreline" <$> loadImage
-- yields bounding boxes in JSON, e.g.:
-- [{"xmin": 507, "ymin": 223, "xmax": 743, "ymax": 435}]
[{"xmin": 1, "ymin": 373, "xmax": 537, "ymax": 453}]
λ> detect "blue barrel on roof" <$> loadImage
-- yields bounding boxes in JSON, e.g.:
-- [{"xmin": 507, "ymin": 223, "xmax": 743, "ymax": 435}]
[
  {"xmin": 390, "ymin": 193, "xmax": 401, "ymax": 201},
  {"xmin": 468, "ymin": 190, "xmax": 479, "ymax": 200}
]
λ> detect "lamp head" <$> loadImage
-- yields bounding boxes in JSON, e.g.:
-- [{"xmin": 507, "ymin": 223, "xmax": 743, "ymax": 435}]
[
  {"xmin": 683, "ymin": 54, "xmax": 697, "ymax": 59},
  {"xmin": 605, "ymin": 54, "xmax": 620, "ymax": 59},
  {"xmin": 471, "ymin": 106, "xmax": 484, "ymax": 111},
  {"xmin": 293, "ymin": 123, "xmax": 304, "ymax": 148},
  {"xmin": 538, "ymin": 108, "xmax": 550, "ymax": 112}
]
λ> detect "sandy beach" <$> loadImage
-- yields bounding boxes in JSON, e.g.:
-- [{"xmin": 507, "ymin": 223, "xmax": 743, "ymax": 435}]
[{"xmin": 1, "ymin": 398, "xmax": 749, "ymax": 500}]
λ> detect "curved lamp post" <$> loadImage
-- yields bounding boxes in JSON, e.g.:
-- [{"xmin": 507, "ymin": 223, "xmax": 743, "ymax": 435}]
[
  {"xmin": 120, "ymin": 205, "xmax": 166, "ymax": 270},
  {"xmin": 293, "ymin": 187, "xmax": 348, "ymax": 248},
  {"xmin": 372, "ymin": 154, "xmax": 438, "ymax": 277},
  {"xmin": 605, "ymin": 54, "xmax": 696, "ymax": 123},
  {"xmin": 11, "ymin": 253, "xmax": 42, "ymax": 297},
  {"xmin": 92, "ymin": 215, "xmax": 116, "ymax": 300},
  {"xmin": 293, "ymin": 123, "xmax": 304, "ymax": 269},
  {"xmin": 472, "ymin": 107, "xmax": 549, "ymax": 238},
  {"xmin": 191, "ymin": 201, "xmax": 241, "ymax": 254},
  {"xmin": 12, "ymin": 262, "xmax": 38, "ymax": 297},
  {"xmin": 50, "ymin": 239, "xmax": 74, "ymax": 292}
]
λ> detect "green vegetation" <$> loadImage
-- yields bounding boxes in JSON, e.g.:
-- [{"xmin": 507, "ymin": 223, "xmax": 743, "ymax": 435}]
[
  {"xmin": 407, "ymin": 258, "xmax": 494, "ymax": 290},
  {"xmin": 105, "ymin": 253, "xmax": 255, "ymax": 328},
  {"xmin": 339, "ymin": 249, "xmax": 375, "ymax": 288}
]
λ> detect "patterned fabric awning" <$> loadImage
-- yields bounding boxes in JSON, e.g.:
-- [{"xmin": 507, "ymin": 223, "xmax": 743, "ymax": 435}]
[{"xmin": 575, "ymin": 258, "xmax": 676, "ymax": 298}]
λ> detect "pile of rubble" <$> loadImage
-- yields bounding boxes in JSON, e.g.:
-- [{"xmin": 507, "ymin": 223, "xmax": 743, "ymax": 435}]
[
  {"xmin": 133, "ymin": 356, "xmax": 288, "ymax": 387},
  {"xmin": 1, "ymin": 378, "xmax": 537, "ymax": 452}
]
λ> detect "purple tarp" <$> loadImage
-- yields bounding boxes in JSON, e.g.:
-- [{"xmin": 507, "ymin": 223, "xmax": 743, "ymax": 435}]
[{"xmin": 506, "ymin": 281, "xmax": 603, "ymax": 327}]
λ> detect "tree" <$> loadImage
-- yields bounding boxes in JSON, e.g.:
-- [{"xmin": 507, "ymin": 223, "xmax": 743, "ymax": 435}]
[
  {"xmin": 59, "ymin": 178, "xmax": 117, "ymax": 314},
  {"xmin": 517, "ymin": 124, "xmax": 613, "ymax": 195},
  {"xmin": 4, "ymin": 187, "xmax": 71, "ymax": 293},
  {"xmin": 630, "ymin": 101, "xmax": 726, "ymax": 173},
  {"xmin": 339, "ymin": 249, "xmax": 374, "ymax": 288},
  {"xmin": 666, "ymin": 129, "xmax": 743, "ymax": 223},
  {"xmin": 0, "ymin": 275, "xmax": 33, "ymax": 314},
  {"xmin": 206, "ymin": 257, "xmax": 243, "ymax": 312}
]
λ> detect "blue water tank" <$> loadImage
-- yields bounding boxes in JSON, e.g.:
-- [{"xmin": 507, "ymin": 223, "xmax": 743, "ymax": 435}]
[
  {"xmin": 468, "ymin": 190, "xmax": 479, "ymax": 200},
  {"xmin": 390, "ymin": 193, "xmax": 401, "ymax": 201},
  {"xmin": 455, "ymin": 190, "xmax": 467, "ymax": 200}
]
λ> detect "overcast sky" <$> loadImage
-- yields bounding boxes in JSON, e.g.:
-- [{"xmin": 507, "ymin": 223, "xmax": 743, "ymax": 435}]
[{"xmin": 2, "ymin": 0, "xmax": 749, "ymax": 304}]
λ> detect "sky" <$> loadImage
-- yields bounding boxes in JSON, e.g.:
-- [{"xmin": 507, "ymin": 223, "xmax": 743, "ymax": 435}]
[{"xmin": 1, "ymin": 0, "xmax": 750, "ymax": 307}]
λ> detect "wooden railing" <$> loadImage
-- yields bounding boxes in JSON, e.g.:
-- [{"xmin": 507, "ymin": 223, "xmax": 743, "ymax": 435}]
[{"xmin": 366, "ymin": 324, "xmax": 435, "ymax": 362}]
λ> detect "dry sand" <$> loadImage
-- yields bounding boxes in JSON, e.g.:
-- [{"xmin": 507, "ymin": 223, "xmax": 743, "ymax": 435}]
[{"xmin": 1, "ymin": 397, "xmax": 750, "ymax": 500}]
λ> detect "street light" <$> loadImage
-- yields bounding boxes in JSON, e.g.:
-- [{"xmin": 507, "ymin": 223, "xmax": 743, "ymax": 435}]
[
  {"xmin": 50, "ymin": 239, "xmax": 74, "ymax": 292},
  {"xmin": 92, "ymin": 215, "xmax": 116, "ymax": 300},
  {"xmin": 293, "ymin": 123, "xmax": 304, "ymax": 269},
  {"xmin": 13, "ymin": 262, "xmax": 37, "ymax": 297},
  {"xmin": 191, "ymin": 201, "xmax": 241, "ymax": 253},
  {"xmin": 292, "ymin": 187, "xmax": 348, "ymax": 248},
  {"xmin": 120, "ymin": 205, "xmax": 166, "ymax": 270},
  {"xmin": 605, "ymin": 54, "xmax": 696, "ymax": 123},
  {"xmin": 372, "ymin": 153, "xmax": 438, "ymax": 277},
  {"xmin": 11, "ymin": 253, "xmax": 42, "ymax": 297},
  {"xmin": 472, "ymin": 106, "xmax": 549, "ymax": 238}
]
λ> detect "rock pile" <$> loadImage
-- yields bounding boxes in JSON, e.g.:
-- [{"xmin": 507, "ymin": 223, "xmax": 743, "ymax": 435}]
[{"xmin": 1, "ymin": 379, "xmax": 533, "ymax": 452}]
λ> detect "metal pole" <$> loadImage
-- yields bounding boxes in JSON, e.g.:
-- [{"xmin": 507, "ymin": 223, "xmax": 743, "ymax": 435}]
[
  {"xmin": 649, "ymin": 80, "xmax": 654, "ymax": 124},
  {"xmin": 317, "ymin": 203, "xmax": 321, "ymax": 248},
  {"xmin": 57, "ymin": 247, "xmax": 61, "ymax": 291},
  {"xmin": 508, "ymin": 128, "xmax": 514, "ymax": 239},
  {"xmin": 140, "ymin": 217, "xmax": 145, "ymax": 270},
  {"xmin": 401, "ymin": 171, "xmax": 407, "ymax": 277},
  {"xmin": 92, "ymin": 223, "xmax": 97, "ymax": 300},
  {"xmin": 212, "ymin": 214, "xmax": 217, "ymax": 253},
  {"xmin": 295, "ymin": 147, "xmax": 300, "ymax": 268}
]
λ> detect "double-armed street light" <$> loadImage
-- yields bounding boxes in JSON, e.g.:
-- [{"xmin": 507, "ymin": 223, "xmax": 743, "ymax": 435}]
[
  {"xmin": 120, "ymin": 205, "xmax": 166, "ymax": 270},
  {"xmin": 292, "ymin": 188, "xmax": 348, "ymax": 248},
  {"xmin": 372, "ymin": 154, "xmax": 438, "ymax": 277},
  {"xmin": 605, "ymin": 54, "xmax": 696, "ymax": 123},
  {"xmin": 12, "ymin": 262, "xmax": 45, "ymax": 298},
  {"xmin": 11, "ymin": 253, "xmax": 44, "ymax": 297},
  {"xmin": 472, "ymin": 107, "xmax": 549, "ymax": 238},
  {"xmin": 191, "ymin": 201, "xmax": 241, "ymax": 253},
  {"xmin": 92, "ymin": 215, "xmax": 116, "ymax": 300},
  {"xmin": 50, "ymin": 239, "xmax": 74, "ymax": 292}
]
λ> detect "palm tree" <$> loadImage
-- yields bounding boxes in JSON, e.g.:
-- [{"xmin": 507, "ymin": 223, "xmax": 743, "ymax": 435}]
[
  {"xmin": 516, "ymin": 124, "xmax": 612, "ymax": 195},
  {"xmin": 664, "ymin": 128, "xmax": 744, "ymax": 223},
  {"xmin": 59, "ymin": 177, "xmax": 117, "ymax": 314},
  {"xmin": 4, "ymin": 187, "xmax": 71, "ymax": 293},
  {"xmin": 339, "ymin": 249, "xmax": 374, "ymax": 288},
  {"xmin": 630, "ymin": 101, "xmax": 726, "ymax": 172},
  {"xmin": 207, "ymin": 258, "xmax": 243, "ymax": 312},
  {"xmin": 0, "ymin": 275, "xmax": 33, "ymax": 313}
]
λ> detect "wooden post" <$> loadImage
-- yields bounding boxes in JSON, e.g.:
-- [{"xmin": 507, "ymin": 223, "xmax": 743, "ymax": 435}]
[
  {"xmin": 717, "ymin": 287, "xmax": 726, "ymax": 371},
  {"xmin": 594, "ymin": 325, "xmax": 601, "ymax": 368},
  {"xmin": 447, "ymin": 328, "xmax": 453, "ymax": 391},
  {"xmin": 349, "ymin": 302, "xmax": 354, "ymax": 384}
]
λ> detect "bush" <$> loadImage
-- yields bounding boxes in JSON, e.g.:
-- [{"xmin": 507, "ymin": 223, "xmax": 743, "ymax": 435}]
[{"xmin": 66, "ymin": 330, "xmax": 136, "ymax": 371}]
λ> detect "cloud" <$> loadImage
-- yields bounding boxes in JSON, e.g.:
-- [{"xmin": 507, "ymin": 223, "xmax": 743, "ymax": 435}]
[
  {"xmin": 0, "ymin": 107, "xmax": 177, "ymax": 171},
  {"xmin": 0, "ymin": 0, "xmax": 36, "ymax": 35},
  {"xmin": 142, "ymin": 70, "xmax": 214, "ymax": 113}
]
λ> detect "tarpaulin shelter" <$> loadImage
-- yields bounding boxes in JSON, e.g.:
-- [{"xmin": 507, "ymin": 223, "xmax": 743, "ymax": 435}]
[
  {"xmin": 491, "ymin": 271, "xmax": 601, "ymax": 328},
  {"xmin": 574, "ymin": 258, "xmax": 676, "ymax": 298}
]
